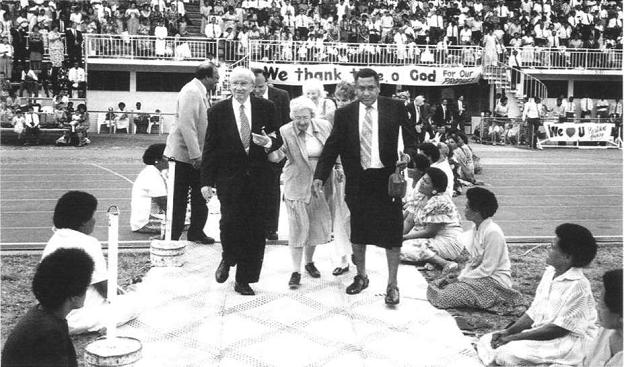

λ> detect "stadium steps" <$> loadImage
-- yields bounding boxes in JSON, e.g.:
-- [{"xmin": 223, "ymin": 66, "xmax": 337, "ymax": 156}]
[{"xmin": 184, "ymin": 2, "xmax": 203, "ymax": 37}]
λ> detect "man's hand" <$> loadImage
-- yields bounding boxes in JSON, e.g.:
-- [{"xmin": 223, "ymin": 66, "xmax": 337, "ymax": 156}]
[
  {"xmin": 252, "ymin": 130, "xmax": 271, "ymax": 147},
  {"xmin": 334, "ymin": 167, "xmax": 344, "ymax": 182},
  {"xmin": 311, "ymin": 179, "xmax": 324, "ymax": 198},
  {"xmin": 201, "ymin": 186, "xmax": 214, "ymax": 201},
  {"xmin": 490, "ymin": 330, "xmax": 512, "ymax": 349},
  {"xmin": 191, "ymin": 157, "xmax": 202, "ymax": 170},
  {"xmin": 396, "ymin": 151, "xmax": 409, "ymax": 171}
]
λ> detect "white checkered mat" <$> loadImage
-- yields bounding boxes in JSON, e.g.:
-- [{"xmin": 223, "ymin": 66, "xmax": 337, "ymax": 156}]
[{"xmin": 117, "ymin": 243, "xmax": 483, "ymax": 367}]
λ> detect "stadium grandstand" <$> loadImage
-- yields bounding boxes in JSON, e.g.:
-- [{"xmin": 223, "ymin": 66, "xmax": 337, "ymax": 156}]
[{"xmin": 0, "ymin": 0, "xmax": 622, "ymax": 146}]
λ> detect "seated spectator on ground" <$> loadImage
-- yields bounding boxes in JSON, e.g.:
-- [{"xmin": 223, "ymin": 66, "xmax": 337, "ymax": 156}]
[
  {"xmin": 401, "ymin": 167, "xmax": 465, "ymax": 271},
  {"xmin": 131, "ymin": 143, "xmax": 168, "ymax": 235},
  {"xmin": 11, "ymin": 108, "xmax": 25, "ymax": 136},
  {"xmin": 434, "ymin": 142, "xmax": 455, "ymax": 197},
  {"xmin": 583, "ymin": 268, "xmax": 623, "ymax": 366},
  {"xmin": 403, "ymin": 152, "xmax": 431, "ymax": 212},
  {"xmin": 42, "ymin": 191, "xmax": 140, "ymax": 335},
  {"xmin": 477, "ymin": 223, "xmax": 599, "ymax": 366},
  {"xmin": 1, "ymin": 248, "xmax": 94, "ymax": 367},
  {"xmin": 427, "ymin": 187, "xmax": 527, "ymax": 315},
  {"xmin": 447, "ymin": 133, "xmax": 480, "ymax": 185}
]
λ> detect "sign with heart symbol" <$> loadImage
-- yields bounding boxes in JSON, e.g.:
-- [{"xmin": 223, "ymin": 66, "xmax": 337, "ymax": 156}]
[{"xmin": 565, "ymin": 127, "xmax": 575, "ymax": 138}]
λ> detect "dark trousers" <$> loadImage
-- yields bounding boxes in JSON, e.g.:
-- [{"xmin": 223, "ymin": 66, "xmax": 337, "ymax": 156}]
[
  {"xmin": 220, "ymin": 175, "xmax": 267, "ymax": 284},
  {"xmin": 527, "ymin": 117, "xmax": 541, "ymax": 148},
  {"xmin": 265, "ymin": 161, "xmax": 283, "ymax": 234},
  {"xmin": 171, "ymin": 161, "xmax": 208, "ymax": 240}
]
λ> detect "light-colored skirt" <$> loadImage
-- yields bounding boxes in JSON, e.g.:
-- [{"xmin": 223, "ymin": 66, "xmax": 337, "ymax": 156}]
[
  {"xmin": 401, "ymin": 233, "xmax": 464, "ymax": 262},
  {"xmin": 285, "ymin": 194, "xmax": 331, "ymax": 248}
]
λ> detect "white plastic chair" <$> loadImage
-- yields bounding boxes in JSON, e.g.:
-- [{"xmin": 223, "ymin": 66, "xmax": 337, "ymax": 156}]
[
  {"xmin": 148, "ymin": 114, "xmax": 164, "ymax": 135},
  {"xmin": 96, "ymin": 112, "xmax": 113, "ymax": 133}
]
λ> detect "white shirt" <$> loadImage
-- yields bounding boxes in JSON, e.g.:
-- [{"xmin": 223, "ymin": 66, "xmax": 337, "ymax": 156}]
[
  {"xmin": 205, "ymin": 23, "xmax": 222, "ymax": 38},
  {"xmin": 131, "ymin": 165, "xmax": 167, "ymax": 231},
  {"xmin": 581, "ymin": 98, "xmax": 593, "ymax": 112},
  {"xmin": 25, "ymin": 111, "xmax": 39, "ymax": 127},
  {"xmin": 358, "ymin": 101, "xmax": 382, "ymax": 169},
  {"xmin": 232, "ymin": 97, "xmax": 252, "ymax": 154},
  {"xmin": 68, "ymin": 67, "xmax": 85, "ymax": 83}
]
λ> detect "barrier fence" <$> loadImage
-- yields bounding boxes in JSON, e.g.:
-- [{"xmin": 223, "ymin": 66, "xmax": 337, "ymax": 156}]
[{"xmin": 477, "ymin": 116, "xmax": 622, "ymax": 149}]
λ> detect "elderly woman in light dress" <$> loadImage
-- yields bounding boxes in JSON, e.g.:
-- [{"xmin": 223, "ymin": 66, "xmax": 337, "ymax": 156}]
[
  {"xmin": 271, "ymin": 96, "xmax": 333, "ymax": 288},
  {"xmin": 301, "ymin": 78, "xmax": 336, "ymax": 122}
]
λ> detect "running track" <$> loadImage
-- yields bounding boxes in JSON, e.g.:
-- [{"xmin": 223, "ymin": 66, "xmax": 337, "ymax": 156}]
[{"xmin": 1, "ymin": 143, "xmax": 621, "ymax": 250}]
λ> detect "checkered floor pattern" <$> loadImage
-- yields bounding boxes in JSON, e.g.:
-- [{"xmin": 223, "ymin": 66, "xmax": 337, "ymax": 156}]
[{"xmin": 117, "ymin": 243, "xmax": 482, "ymax": 367}]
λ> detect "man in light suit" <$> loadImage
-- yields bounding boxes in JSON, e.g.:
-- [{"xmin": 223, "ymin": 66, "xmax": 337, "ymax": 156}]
[
  {"xmin": 251, "ymin": 68, "xmax": 291, "ymax": 241},
  {"xmin": 164, "ymin": 62, "xmax": 219, "ymax": 244},
  {"xmin": 406, "ymin": 95, "xmax": 433, "ymax": 143},
  {"xmin": 312, "ymin": 68, "xmax": 418, "ymax": 305},
  {"xmin": 201, "ymin": 67, "xmax": 282, "ymax": 296}
]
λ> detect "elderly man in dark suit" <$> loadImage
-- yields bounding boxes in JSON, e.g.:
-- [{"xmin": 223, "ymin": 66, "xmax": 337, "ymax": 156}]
[
  {"xmin": 251, "ymin": 68, "xmax": 291, "ymax": 241},
  {"xmin": 201, "ymin": 67, "xmax": 282, "ymax": 296},
  {"xmin": 312, "ymin": 68, "xmax": 418, "ymax": 305},
  {"xmin": 407, "ymin": 95, "xmax": 434, "ymax": 143}
]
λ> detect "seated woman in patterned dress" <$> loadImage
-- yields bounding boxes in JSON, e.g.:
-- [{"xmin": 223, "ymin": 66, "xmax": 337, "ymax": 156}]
[
  {"xmin": 477, "ymin": 223, "xmax": 599, "ymax": 366},
  {"xmin": 427, "ymin": 187, "xmax": 527, "ymax": 316},
  {"xmin": 583, "ymin": 269, "xmax": 623, "ymax": 366},
  {"xmin": 400, "ymin": 167, "xmax": 464, "ymax": 271}
]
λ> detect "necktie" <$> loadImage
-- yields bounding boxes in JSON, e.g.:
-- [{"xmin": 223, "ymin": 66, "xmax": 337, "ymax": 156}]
[
  {"xmin": 360, "ymin": 106, "xmax": 373, "ymax": 169},
  {"xmin": 239, "ymin": 104, "xmax": 250, "ymax": 152},
  {"xmin": 416, "ymin": 104, "xmax": 420, "ymax": 122}
]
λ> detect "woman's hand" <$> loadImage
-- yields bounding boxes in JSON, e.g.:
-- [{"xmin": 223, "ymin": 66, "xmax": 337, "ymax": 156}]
[{"xmin": 490, "ymin": 330, "xmax": 512, "ymax": 349}]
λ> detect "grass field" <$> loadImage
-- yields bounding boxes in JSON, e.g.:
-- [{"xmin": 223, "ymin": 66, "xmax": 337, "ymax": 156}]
[{"xmin": 1, "ymin": 243, "xmax": 621, "ymax": 366}]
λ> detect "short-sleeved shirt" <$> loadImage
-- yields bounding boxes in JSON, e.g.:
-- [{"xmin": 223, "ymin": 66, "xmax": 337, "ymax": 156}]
[
  {"xmin": 527, "ymin": 266, "xmax": 597, "ymax": 336},
  {"xmin": 43, "ymin": 229, "xmax": 107, "ymax": 285},
  {"xmin": 130, "ymin": 165, "xmax": 167, "ymax": 231}
]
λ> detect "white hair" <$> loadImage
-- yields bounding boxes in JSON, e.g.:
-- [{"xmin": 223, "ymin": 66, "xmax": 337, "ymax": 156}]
[
  {"xmin": 289, "ymin": 96, "xmax": 317, "ymax": 119},
  {"xmin": 229, "ymin": 67, "xmax": 255, "ymax": 83},
  {"xmin": 301, "ymin": 78, "xmax": 325, "ymax": 95}
]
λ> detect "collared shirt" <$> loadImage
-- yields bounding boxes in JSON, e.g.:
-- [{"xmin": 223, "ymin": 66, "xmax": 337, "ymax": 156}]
[
  {"xmin": 527, "ymin": 266, "xmax": 597, "ymax": 336},
  {"xmin": 358, "ymin": 101, "xmax": 383, "ymax": 169},
  {"xmin": 232, "ymin": 97, "xmax": 252, "ymax": 153},
  {"xmin": 523, "ymin": 100, "xmax": 540, "ymax": 119}
]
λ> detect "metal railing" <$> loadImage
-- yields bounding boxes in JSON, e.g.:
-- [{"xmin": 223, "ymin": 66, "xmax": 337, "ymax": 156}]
[
  {"xmin": 503, "ymin": 46, "xmax": 623, "ymax": 71},
  {"xmin": 248, "ymin": 40, "xmax": 484, "ymax": 66},
  {"xmin": 482, "ymin": 61, "xmax": 548, "ymax": 101}
]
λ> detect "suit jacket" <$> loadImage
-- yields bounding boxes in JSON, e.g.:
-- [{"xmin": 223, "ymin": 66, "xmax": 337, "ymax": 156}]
[
  {"xmin": 278, "ymin": 118, "xmax": 332, "ymax": 202},
  {"xmin": 406, "ymin": 101, "xmax": 432, "ymax": 128},
  {"xmin": 164, "ymin": 78, "xmax": 209, "ymax": 164},
  {"xmin": 313, "ymin": 96, "xmax": 417, "ymax": 198},
  {"xmin": 64, "ymin": 28, "xmax": 83, "ymax": 50},
  {"xmin": 201, "ymin": 95, "xmax": 282, "ymax": 200},
  {"xmin": 434, "ymin": 104, "xmax": 452, "ymax": 126},
  {"xmin": 267, "ymin": 86, "xmax": 291, "ymax": 127}
]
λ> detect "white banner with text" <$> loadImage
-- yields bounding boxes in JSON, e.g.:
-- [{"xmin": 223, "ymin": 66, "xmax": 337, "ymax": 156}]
[
  {"xmin": 543, "ymin": 122, "xmax": 615, "ymax": 142},
  {"xmin": 249, "ymin": 62, "xmax": 482, "ymax": 86}
]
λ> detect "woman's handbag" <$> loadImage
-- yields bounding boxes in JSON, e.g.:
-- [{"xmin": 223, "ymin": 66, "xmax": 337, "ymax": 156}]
[{"xmin": 388, "ymin": 166, "xmax": 407, "ymax": 199}]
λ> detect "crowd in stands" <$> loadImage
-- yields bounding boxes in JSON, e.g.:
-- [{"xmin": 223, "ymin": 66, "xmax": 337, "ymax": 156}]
[{"xmin": 0, "ymin": 0, "xmax": 620, "ymax": 68}]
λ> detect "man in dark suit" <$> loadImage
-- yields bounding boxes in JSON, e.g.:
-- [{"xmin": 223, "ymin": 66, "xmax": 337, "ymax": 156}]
[
  {"xmin": 65, "ymin": 22, "xmax": 83, "ymax": 65},
  {"xmin": 312, "ymin": 68, "xmax": 417, "ymax": 305},
  {"xmin": 251, "ymin": 68, "xmax": 290, "ymax": 241},
  {"xmin": 433, "ymin": 98, "xmax": 452, "ymax": 128},
  {"xmin": 406, "ymin": 95, "xmax": 434, "ymax": 143},
  {"xmin": 201, "ymin": 67, "xmax": 282, "ymax": 296}
]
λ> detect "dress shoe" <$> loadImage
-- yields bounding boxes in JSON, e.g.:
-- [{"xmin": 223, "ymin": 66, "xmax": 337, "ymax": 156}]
[
  {"xmin": 186, "ymin": 233, "xmax": 214, "ymax": 245},
  {"xmin": 385, "ymin": 285, "xmax": 400, "ymax": 305},
  {"xmin": 187, "ymin": 233, "xmax": 215, "ymax": 245},
  {"xmin": 346, "ymin": 275, "xmax": 369, "ymax": 295},
  {"xmin": 332, "ymin": 265, "xmax": 349, "ymax": 276},
  {"xmin": 304, "ymin": 262, "xmax": 321, "ymax": 278},
  {"xmin": 234, "ymin": 282, "xmax": 255, "ymax": 296},
  {"xmin": 266, "ymin": 232, "xmax": 279, "ymax": 241},
  {"xmin": 288, "ymin": 272, "xmax": 301, "ymax": 289},
  {"xmin": 215, "ymin": 260, "xmax": 230, "ymax": 283}
]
